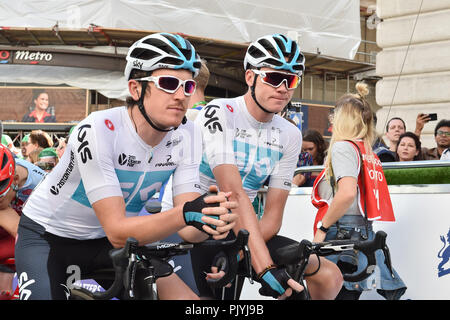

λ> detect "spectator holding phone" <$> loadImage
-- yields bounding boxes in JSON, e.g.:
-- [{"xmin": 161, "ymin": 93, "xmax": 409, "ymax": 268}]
[
  {"xmin": 414, "ymin": 113, "xmax": 436, "ymax": 137},
  {"xmin": 419, "ymin": 119, "xmax": 450, "ymax": 160}
]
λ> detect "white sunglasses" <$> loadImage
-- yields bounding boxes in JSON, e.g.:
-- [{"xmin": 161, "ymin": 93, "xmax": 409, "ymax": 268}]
[{"xmin": 135, "ymin": 75, "xmax": 197, "ymax": 96}]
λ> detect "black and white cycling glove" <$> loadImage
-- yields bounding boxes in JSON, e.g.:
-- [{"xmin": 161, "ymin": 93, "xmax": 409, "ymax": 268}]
[
  {"xmin": 258, "ymin": 266, "xmax": 292, "ymax": 298},
  {"xmin": 182, "ymin": 192, "xmax": 221, "ymax": 232}
]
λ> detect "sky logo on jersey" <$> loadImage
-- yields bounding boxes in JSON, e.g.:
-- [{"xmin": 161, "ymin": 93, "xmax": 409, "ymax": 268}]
[
  {"xmin": 203, "ymin": 105, "xmax": 223, "ymax": 134},
  {"xmin": 114, "ymin": 169, "xmax": 174, "ymax": 212},
  {"xmin": 77, "ymin": 124, "xmax": 93, "ymax": 164},
  {"xmin": 234, "ymin": 140, "xmax": 282, "ymax": 191}
]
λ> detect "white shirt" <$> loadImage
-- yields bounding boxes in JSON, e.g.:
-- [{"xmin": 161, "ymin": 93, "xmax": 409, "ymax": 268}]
[
  {"xmin": 195, "ymin": 96, "xmax": 301, "ymax": 202},
  {"xmin": 23, "ymin": 106, "xmax": 202, "ymax": 239}
]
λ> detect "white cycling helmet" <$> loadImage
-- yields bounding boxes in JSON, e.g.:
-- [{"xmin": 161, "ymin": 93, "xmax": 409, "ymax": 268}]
[
  {"xmin": 124, "ymin": 33, "xmax": 201, "ymax": 80},
  {"xmin": 244, "ymin": 34, "xmax": 305, "ymax": 76}
]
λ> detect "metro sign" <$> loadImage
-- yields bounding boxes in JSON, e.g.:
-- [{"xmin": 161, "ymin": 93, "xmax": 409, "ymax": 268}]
[{"xmin": 14, "ymin": 50, "xmax": 53, "ymax": 64}]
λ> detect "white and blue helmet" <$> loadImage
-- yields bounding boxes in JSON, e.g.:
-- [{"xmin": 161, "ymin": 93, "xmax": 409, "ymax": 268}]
[
  {"xmin": 244, "ymin": 34, "xmax": 305, "ymax": 76},
  {"xmin": 125, "ymin": 33, "xmax": 202, "ymax": 80}
]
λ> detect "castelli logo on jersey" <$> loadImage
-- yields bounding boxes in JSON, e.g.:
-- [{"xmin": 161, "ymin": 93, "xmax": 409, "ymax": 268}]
[
  {"xmin": 226, "ymin": 104, "xmax": 234, "ymax": 112},
  {"xmin": 105, "ymin": 119, "xmax": 114, "ymax": 131}
]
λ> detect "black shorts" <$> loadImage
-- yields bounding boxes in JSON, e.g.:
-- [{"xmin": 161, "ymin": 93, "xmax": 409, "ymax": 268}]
[{"xmin": 15, "ymin": 214, "xmax": 114, "ymax": 300}]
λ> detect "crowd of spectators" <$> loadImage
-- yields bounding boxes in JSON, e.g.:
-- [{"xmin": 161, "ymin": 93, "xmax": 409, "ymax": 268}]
[
  {"xmin": 1, "ymin": 127, "xmax": 71, "ymax": 173},
  {"xmin": 293, "ymin": 112, "xmax": 450, "ymax": 187},
  {"xmin": 1, "ymin": 111, "xmax": 449, "ymax": 185}
]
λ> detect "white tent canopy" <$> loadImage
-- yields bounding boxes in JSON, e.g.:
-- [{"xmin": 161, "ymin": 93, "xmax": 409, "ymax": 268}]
[
  {"xmin": 0, "ymin": 0, "xmax": 361, "ymax": 99},
  {"xmin": 0, "ymin": 0, "xmax": 361, "ymax": 59}
]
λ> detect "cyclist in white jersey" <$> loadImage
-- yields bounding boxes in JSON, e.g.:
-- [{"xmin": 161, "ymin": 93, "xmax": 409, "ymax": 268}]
[
  {"xmin": 14, "ymin": 33, "xmax": 237, "ymax": 300},
  {"xmin": 191, "ymin": 34, "xmax": 343, "ymax": 299}
]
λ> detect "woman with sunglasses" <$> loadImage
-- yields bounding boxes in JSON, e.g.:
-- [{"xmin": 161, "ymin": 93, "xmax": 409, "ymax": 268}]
[
  {"xmin": 190, "ymin": 34, "xmax": 343, "ymax": 300},
  {"xmin": 0, "ymin": 145, "xmax": 46, "ymax": 299},
  {"xmin": 14, "ymin": 33, "xmax": 238, "ymax": 300}
]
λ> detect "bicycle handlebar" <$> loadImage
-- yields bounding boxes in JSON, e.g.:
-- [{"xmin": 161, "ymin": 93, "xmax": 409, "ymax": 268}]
[
  {"xmin": 88, "ymin": 237, "xmax": 139, "ymax": 300},
  {"xmin": 198, "ymin": 229, "xmax": 250, "ymax": 288},
  {"xmin": 84, "ymin": 229, "xmax": 249, "ymax": 300},
  {"xmin": 276, "ymin": 231, "xmax": 394, "ymax": 283}
]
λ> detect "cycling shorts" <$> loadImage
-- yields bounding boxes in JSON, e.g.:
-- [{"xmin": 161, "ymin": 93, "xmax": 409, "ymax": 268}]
[{"xmin": 15, "ymin": 214, "xmax": 113, "ymax": 300}]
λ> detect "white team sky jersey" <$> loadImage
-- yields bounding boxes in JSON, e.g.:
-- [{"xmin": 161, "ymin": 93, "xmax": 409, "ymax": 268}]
[
  {"xmin": 194, "ymin": 95, "xmax": 302, "ymax": 202},
  {"xmin": 23, "ymin": 106, "xmax": 202, "ymax": 240}
]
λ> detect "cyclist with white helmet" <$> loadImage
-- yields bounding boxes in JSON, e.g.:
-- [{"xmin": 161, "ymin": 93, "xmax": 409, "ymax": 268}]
[
  {"xmin": 191, "ymin": 34, "xmax": 343, "ymax": 299},
  {"xmin": 14, "ymin": 33, "xmax": 237, "ymax": 300}
]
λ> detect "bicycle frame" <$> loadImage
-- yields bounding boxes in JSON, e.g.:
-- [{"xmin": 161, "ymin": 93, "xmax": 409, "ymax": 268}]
[
  {"xmin": 70, "ymin": 229, "xmax": 251, "ymax": 300},
  {"xmin": 274, "ymin": 231, "xmax": 394, "ymax": 300}
]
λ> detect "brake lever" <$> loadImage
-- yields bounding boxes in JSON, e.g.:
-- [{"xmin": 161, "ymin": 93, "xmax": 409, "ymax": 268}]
[
  {"xmin": 206, "ymin": 229, "xmax": 249, "ymax": 288},
  {"xmin": 243, "ymin": 244, "xmax": 253, "ymax": 284},
  {"xmin": 342, "ymin": 231, "xmax": 387, "ymax": 282},
  {"xmin": 126, "ymin": 254, "xmax": 138, "ymax": 299}
]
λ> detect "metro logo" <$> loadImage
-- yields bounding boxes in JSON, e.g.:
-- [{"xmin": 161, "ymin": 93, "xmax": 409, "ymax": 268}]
[{"xmin": 14, "ymin": 50, "xmax": 53, "ymax": 62}]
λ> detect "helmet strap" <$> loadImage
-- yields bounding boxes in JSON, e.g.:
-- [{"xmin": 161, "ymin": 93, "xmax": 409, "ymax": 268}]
[
  {"xmin": 250, "ymin": 75, "xmax": 275, "ymax": 114},
  {"xmin": 11, "ymin": 184, "xmax": 19, "ymax": 192},
  {"xmin": 136, "ymin": 81, "xmax": 186, "ymax": 132}
]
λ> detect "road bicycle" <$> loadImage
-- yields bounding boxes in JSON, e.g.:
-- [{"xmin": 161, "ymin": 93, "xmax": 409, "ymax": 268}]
[
  {"xmin": 69, "ymin": 229, "xmax": 251, "ymax": 300},
  {"xmin": 273, "ymin": 230, "xmax": 393, "ymax": 300}
]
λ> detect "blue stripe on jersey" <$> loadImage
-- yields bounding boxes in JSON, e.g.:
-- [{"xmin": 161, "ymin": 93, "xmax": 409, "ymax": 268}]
[
  {"xmin": 199, "ymin": 153, "xmax": 215, "ymax": 179},
  {"xmin": 71, "ymin": 181, "xmax": 91, "ymax": 208},
  {"xmin": 71, "ymin": 168, "xmax": 175, "ymax": 212},
  {"xmin": 235, "ymin": 140, "xmax": 283, "ymax": 190},
  {"xmin": 198, "ymin": 140, "xmax": 283, "ymax": 191}
]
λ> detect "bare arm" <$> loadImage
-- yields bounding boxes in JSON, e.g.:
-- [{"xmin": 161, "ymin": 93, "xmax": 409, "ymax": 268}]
[
  {"xmin": 93, "ymin": 196, "xmax": 186, "ymax": 248},
  {"xmin": 0, "ymin": 208, "xmax": 20, "ymax": 237},
  {"xmin": 258, "ymin": 187, "xmax": 289, "ymax": 242},
  {"xmin": 213, "ymin": 164, "xmax": 273, "ymax": 274},
  {"xmin": 313, "ymin": 176, "xmax": 357, "ymax": 242},
  {"xmin": 94, "ymin": 188, "xmax": 237, "ymax": 248}
]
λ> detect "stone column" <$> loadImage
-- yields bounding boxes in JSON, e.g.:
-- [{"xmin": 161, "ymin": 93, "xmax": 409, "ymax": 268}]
[{"xmin": 375, "ymin": 0, "xmax": 450, "ymax": 147}]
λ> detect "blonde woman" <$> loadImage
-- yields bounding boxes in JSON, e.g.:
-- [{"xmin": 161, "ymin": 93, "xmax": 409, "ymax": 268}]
[{"xmin": 311, "ymin": 83, "xmax": 406, "ymax": 300}]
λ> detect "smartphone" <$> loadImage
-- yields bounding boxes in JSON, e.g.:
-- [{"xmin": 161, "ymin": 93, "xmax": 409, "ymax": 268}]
[{"xmin": 428, "ymin": 113, "xmax": 437, "ymax": 121}]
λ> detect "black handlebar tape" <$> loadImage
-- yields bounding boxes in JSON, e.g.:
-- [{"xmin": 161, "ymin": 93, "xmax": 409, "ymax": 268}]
[
  {"xmin": 90, "ymin": 237, "xmax": 139, "ymax": 300},
  {"xmin": 343, "ymin": 231, "xmax": 387, "ymax": 282}
]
